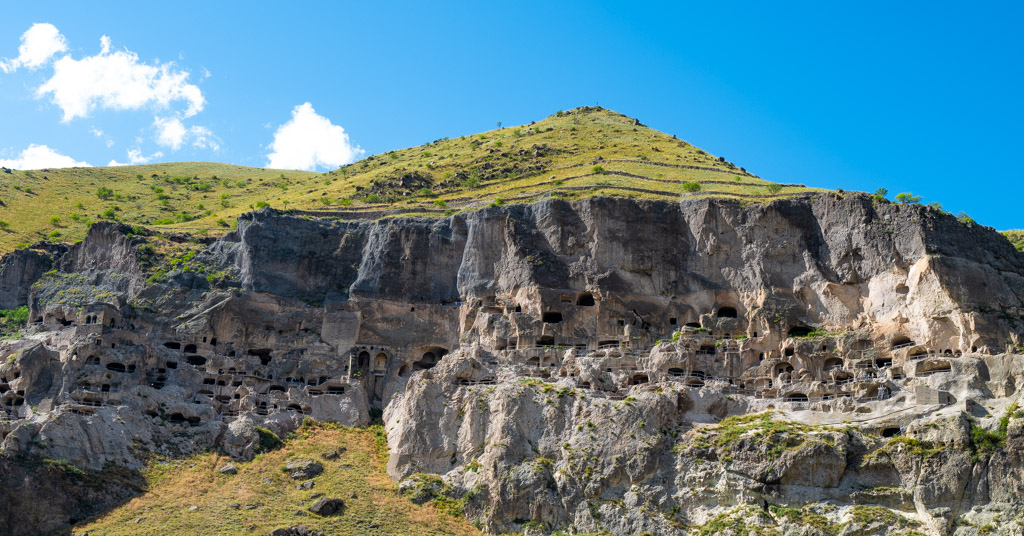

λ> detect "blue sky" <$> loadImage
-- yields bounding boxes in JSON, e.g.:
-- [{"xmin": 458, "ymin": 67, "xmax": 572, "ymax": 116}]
[{"xmin": 1, "ymin": 1, "xmax": 1021, "ymax": 228}]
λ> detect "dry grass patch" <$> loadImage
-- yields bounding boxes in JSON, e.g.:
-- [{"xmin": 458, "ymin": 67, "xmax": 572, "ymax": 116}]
[{"xmin": 74, "ymin": 424, "xmax": 480, "ymax": 536}]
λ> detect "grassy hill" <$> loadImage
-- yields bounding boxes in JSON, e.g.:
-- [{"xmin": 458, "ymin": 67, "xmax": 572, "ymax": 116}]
[
  {"xmin": 0, "ymin": 106, "xmax": 822, "ymax": 255},
  {"xmin": 1003, "ymin": 230, "xmax": 1024, "ymax": 252},
  {"xmin": 0, "ymin": 162, "xmax": 320, "ymax": 253},
  {"xmin": 73, "ymin": 422, "xmax": 481, "ymax": 536}
]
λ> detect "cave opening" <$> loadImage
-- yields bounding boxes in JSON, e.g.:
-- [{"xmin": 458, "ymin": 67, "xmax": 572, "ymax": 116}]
[
  {"xmin": 787, "ymin": 325, "xmax": 814, "ymax": 337},
  {"xmin": 248, "ymin": 349, "xmax": 272, "ymax": 366},
  {"xmin": 542, "ymin": 311, "xmax": 563, "ymax": 323},
  {"xmin": 717, "ymin": 307, "xmax": 738, "ymax": 318}
]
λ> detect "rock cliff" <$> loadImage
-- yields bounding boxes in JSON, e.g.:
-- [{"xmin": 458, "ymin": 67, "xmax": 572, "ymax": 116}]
[{"xmin": 0, "ymin": 193, "xmax": 1022, "ymax": 535}]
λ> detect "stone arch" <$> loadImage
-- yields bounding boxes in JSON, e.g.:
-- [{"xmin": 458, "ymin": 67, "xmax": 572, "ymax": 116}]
[
  {"xmin": 891, "ymin": 335, "xmax": 914, "ymax": 348},
  {"xmin": 627, "ymin": 373, "xmax": 649, "ymax": 385},
  {"xmin": 415, "ymin": 347, "xmax": 447, "ymax": 371},
  {"xmin": 542, "ymin": 311, "xmax": 563, "ymax": 323},
  {"xmin": 357, "ymin": 351, "xmax": 370, "ymax": 369},
  {"xmin": 823, "ymin": 357, "xmax": 844, "ymax": 372},
  {"xmin": 373, "ymin": 353, "xmax": 388, "ymax": 371},
  {"xmin": 716, "ymin": 306, "xmax": 738, "ymax": 318},
  {"xmin": 775, "ymin": 362, "xmax": 794, "ymax": 375},
  {"xmin": 576, "ymin": 293, "xmax": 596, "ymax": 306},
  {"xmin": 787, "ymin": 325, "xmax": 814, "ymax": 338}
]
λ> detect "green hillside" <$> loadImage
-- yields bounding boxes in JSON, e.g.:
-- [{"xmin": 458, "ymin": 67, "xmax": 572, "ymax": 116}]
[
  {"xmin": 1003, "ymin": 230, "xmax": 1024, "ymax": 252},
  {"xmin": 0, "ymin": 162, "xmax": 319, "ymax": 253},
  {"xmin": 0, "ymin": 106, "xmax": 821, "ymax": 254}
]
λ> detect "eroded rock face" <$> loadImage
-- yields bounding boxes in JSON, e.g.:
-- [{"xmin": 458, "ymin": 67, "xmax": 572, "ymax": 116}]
[
  {"xmin": 0, "ymin": 243, "xmax": 65, "ymax": 310},
  {"xmin": 0, "ymin": 195, "xmax": 1022, "ymax": 534}
]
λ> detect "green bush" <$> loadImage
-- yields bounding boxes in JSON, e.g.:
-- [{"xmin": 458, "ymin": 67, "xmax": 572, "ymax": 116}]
[
  {"xmin": 253, "ymin": 426, "xmax": 284, "ymax": 453},
  {"xmin": 895, "ymin": 192, "xmax": 922, "ymax": 204},
  {"xmin": 682, "ymin": 181, "xmax": 701, "ymax": 193},
  {"xmin": 766, "ymin": 183, "xmax": 783, "ymax": 194},
  {"xmin": 0, "ymin": 306, "xmax": 30, "ymax": 328},
  {"xmin": 96, "ymin": 186, "xmax": 114, "ymax": 200}
]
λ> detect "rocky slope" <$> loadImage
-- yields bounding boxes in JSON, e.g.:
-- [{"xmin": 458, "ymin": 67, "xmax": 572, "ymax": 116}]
[{"xmin": 0, "ymin": 193, "xmax": 1022, "ymax": 535}]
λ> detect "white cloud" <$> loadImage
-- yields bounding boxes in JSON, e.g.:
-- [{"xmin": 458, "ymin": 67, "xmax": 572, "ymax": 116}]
[
  {"xmin": 0, "ymin": 144, "xmax": 89, "ymax": 169},
  {"xmin": 153, "ymin": 116, "xmax": 220, "ymax": 151},
  {"xmin": 154, "ymin": 116, "xmax": 187, "ymax": 149},
  {"xmin": 266, "ymin": 102, "xmax": 363, "ymax": 170},
  {"xmin": 0, "ymin": 23, "xmax": 68, "ymax": 73},
  {"xmin": 89, "ymin": 126, "xmax": 115, "ymax": 147},
  {"xmin": 107, "ymin": 148, "xmax": 164, "ymax": 167},
  {"xmin": 36, "ymin": 32, "xmax": 205, "ymax": 122},
  {"xmin": 188, "ymin": 125, "xmax": 220, "ymax": 151}
]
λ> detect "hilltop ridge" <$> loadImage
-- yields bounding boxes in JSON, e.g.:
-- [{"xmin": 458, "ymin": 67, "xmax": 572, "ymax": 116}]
[{"xmin": 0, "ymin": 107, "xmax": 821, "ymax": 254}]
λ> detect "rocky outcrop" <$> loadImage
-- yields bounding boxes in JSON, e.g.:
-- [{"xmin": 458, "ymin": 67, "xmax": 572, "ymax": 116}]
[
  {"xmin": 0, "ymin": 455, "xmax": 143, "ymax": 536},
  {"xmin": 0, "ymin": 243, "xmax": 65, "ymax": 310},
  {"xmin": 0, "ymin": 194, "xmax": 1021, "ymax": 535}
]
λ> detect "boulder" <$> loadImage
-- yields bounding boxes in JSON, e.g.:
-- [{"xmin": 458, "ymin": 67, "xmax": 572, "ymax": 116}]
[
  {"xmin": 308, "ymin": 497, "xmax": 345, "ymax": 516},
  {"xmin": 285, "ymin": 460, "xmax": 323, "ymax": 480}
]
